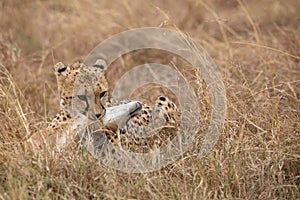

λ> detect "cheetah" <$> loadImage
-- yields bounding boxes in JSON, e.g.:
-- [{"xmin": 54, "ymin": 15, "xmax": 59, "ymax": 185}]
[{"xmin": 28, "ymin": 60, "xmax": 181, "ymax": 154}]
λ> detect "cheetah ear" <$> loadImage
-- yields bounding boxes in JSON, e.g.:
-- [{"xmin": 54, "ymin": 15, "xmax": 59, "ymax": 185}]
[
  {"xmin": 93, "ymin": 59, "xmax": 108, "ymax": 71},
  {"xmin": 54, "ymin": 62, "xmax": 68, "ymax": 74}
]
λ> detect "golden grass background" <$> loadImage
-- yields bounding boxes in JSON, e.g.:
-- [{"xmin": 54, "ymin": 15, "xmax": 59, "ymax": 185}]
[{"xmin": 0, "ymin": 0, "xmax": 299, "ymax": 199}]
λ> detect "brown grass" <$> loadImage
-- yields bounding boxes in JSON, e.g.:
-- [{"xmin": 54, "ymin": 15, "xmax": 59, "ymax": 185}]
[{"xmin": 0, "ymin": 0, "xmax": 299, "ymax": 199}]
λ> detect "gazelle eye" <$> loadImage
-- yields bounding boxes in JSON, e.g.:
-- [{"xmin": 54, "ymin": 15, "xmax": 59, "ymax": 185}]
[
  {"xmin": 93, "ymin": 59, "xmax": 107, "ymax": 70},
  {"xmin": 93, "ymin": 64, "xmax": 104, "ymax": 69},
  {"xmin": 57, "ymin": 66, "xmax": 67, "ymax": 73},
  {"xmin": 99, "ymin": 91, "xmax": 107, "ymax": 99}
]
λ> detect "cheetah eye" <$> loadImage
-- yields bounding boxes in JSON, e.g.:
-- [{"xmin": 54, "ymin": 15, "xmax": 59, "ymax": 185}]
[
  {"xmin": 99, "ymin": 91, "xmax": 107, "ymax": 99},
  {"xmin": 57, "ymin": 66, "xmax": 67, "ymax": 73},
  {"xmin": 77, "ymin": 95, "xmax": 87, "ymax": 101}
]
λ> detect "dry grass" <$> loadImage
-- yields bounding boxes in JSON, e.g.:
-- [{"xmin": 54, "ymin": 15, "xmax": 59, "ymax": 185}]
[{"xmin": 0, "ymin": 0, "xmax": 299, "ymax": 199}]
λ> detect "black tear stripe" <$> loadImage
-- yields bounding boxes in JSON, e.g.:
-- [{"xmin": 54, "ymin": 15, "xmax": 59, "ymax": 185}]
[
  {"xmin": 95, "ymin": 102, "xmax": 106, "ymax": 119},
  {"xmin": 77, "ymin": 95, "xmax": 89, "ymax": 115},
  {"xmin": 99, "ymin": 91, "xmax": 107, "ymax": 99}
]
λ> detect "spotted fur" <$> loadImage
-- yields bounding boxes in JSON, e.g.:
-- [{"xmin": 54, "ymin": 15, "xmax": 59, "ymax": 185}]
[{"xmin": 30, "ymin": 61, "xmax": 181, "ymax": 153}]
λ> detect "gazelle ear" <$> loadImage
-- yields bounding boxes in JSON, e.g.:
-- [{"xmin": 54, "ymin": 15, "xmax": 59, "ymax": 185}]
[
  {"xmin": 93, "ymin": 59, "xmax": 108, "ymax": 71},
  {"xmin": 54, "ymin": 62, "xmax": 68, "ymax": 75}
]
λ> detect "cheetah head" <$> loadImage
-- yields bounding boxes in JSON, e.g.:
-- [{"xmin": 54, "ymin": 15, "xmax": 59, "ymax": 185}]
[{"xmin": 54, "ymin": 60, "xmax": 110, "ymax": 119}]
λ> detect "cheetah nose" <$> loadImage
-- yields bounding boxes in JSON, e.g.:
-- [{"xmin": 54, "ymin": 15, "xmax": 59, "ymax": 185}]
[{"xmin": 95, "ymin": 113, "xmax": 102, "ymax": 118}]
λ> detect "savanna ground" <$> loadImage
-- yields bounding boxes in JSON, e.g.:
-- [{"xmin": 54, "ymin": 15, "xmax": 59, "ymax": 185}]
[{"xmin": 0, "ymin": 0, "xmax": 299, "ymax": 199}]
